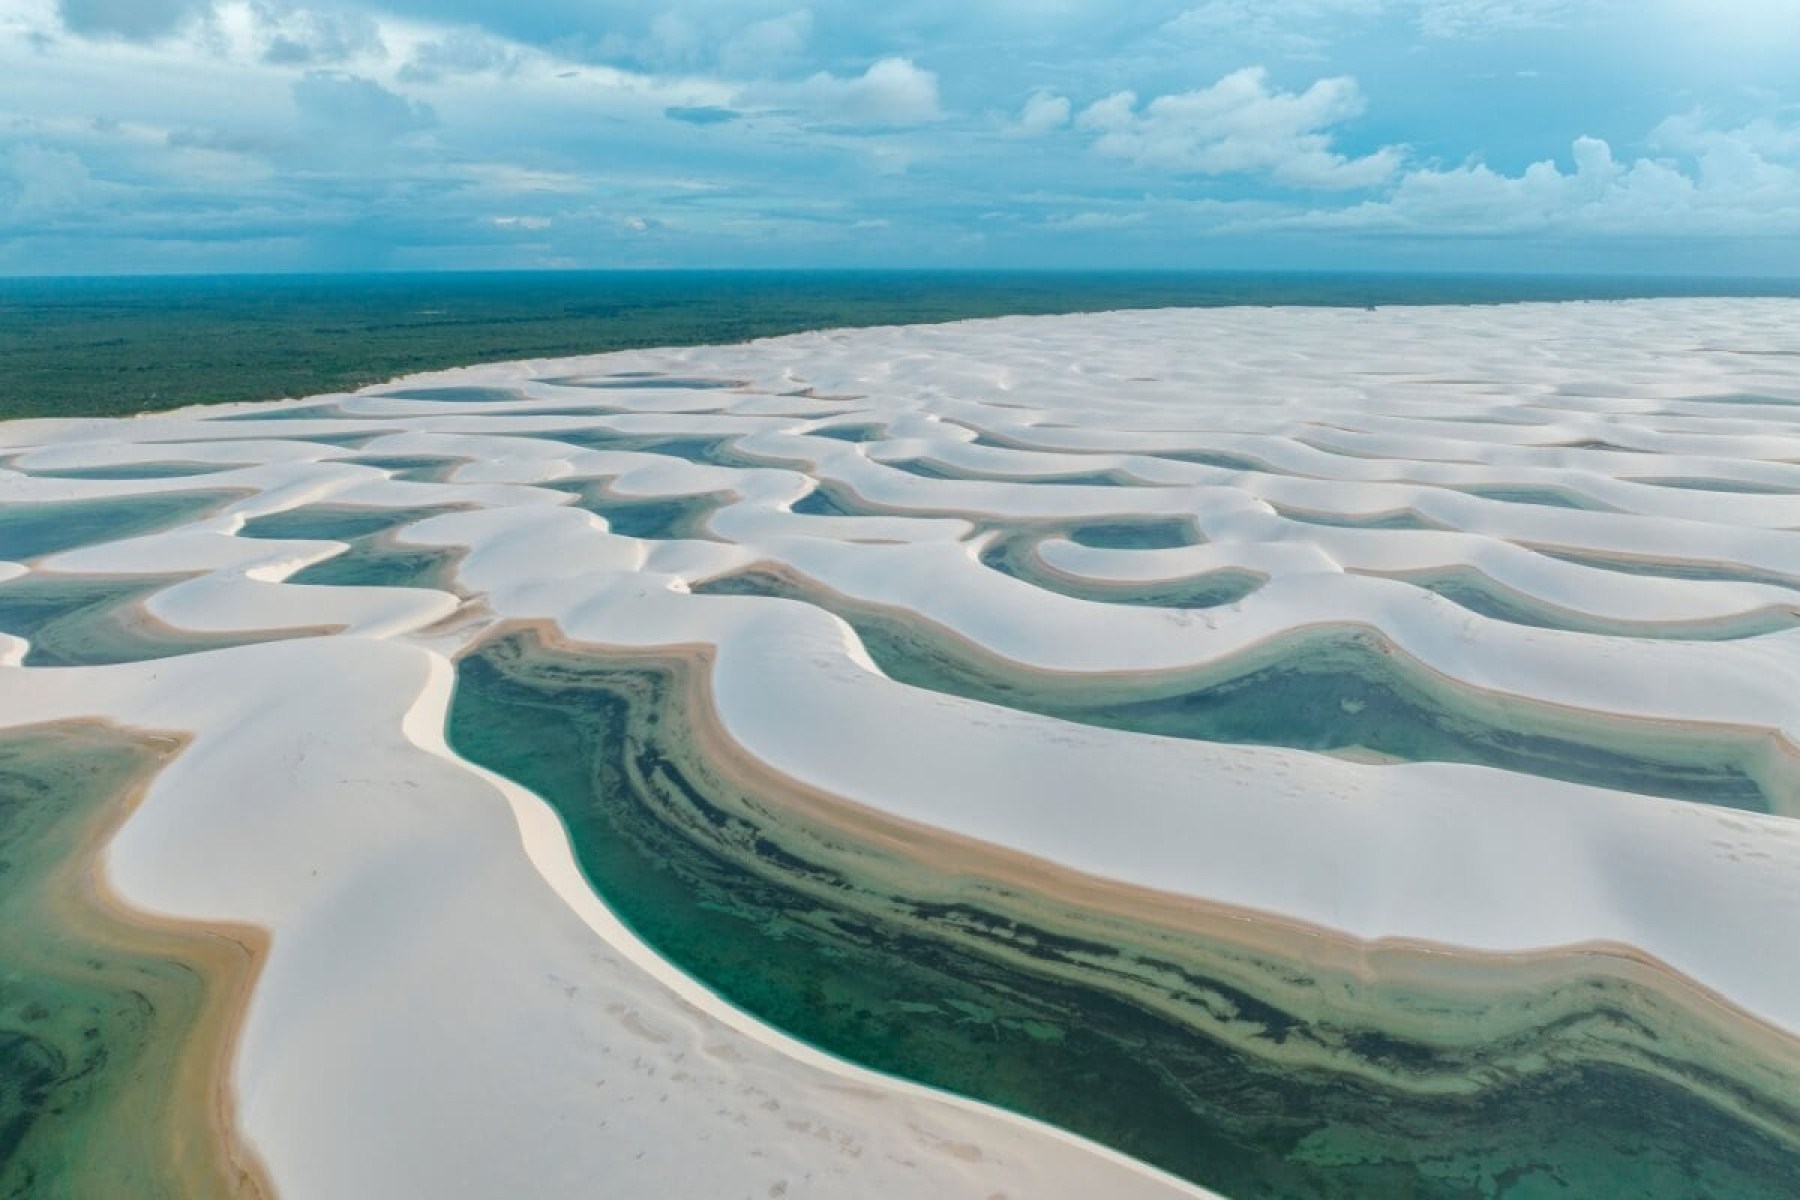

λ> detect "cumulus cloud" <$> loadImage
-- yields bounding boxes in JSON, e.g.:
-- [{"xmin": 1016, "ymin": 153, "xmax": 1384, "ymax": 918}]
[
  {"xmin": 1163, "ymin": 0, "xmax": 1588, "ymax": 46},
  {"xmin": 1162, "ymin": 0, "xmax": 1382, "ymax": 55},
  {"xmin": 1044, "ymin": 210, "xmax": 1146, "ymax": 230},
  {"xmin": 2, "ymin": 143, "xmax": 97, "ymax": 216},
  {"xmin": 398, "ymin": 29, "xmax": 517, "ymax": 82},
  {"xmin": 781, "ymin": 56, "xmax": 941, "ymax": 126},
  {"xmin": 10, "ymin": 0, "xmax": 1798, "ymax": 272},
  {"xmin": 258, "ymin": 4, "xmax": 386, "ymax": 67},
  {"xmin": 57, "ymin": 0, "xmax": 212, "ymax": 42},
  {"xmin": 718, "ymin": 10, "xmax": 813, "ymax": 78},
  {"xmin": 165, "ymin": 127, "xmax": 292, "ymax": 156},
  {"xmin": 292, "ymin": 72, "xmax": 435, "ymax": 162},
  {"xmin": 1277, "ymin": 120, "xmax": 1800, "ymax": 236},
  {"xmin": 1011, "ymin": 91, "xmax": 1071, "ymax": 137},
  {"xmin": 1076, "ymin": 67, "xmax": 1401, "ymax": 189},
  {"xmin": 1415, "ymin": 0, "xmax": 1589, "ymax": 39}
]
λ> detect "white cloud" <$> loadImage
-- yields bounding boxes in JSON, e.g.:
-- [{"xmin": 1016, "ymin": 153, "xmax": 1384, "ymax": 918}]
[
  {"xmin": 644, "ymin": 12, "xmax": 702, "ymax": 67},
  {"xmin": 2, "ymin": 142, "xmax": 98, "ymax": 215},
  {"xmin": 1044, "ymin": 210, "xmax": 1146, "ymax": 230},
  {"xmin": 1415, "ymin": 0, "xmax": 1590, "ymax": 39},
  {"xmin": 255, "ymin": 3, "xmax": 384, "ymax": 66},
  {"xmin": 490, "ymin": 214, "xmax": 550, "ymax": 230},
  {"xmin": 291, "ymin": 71, "xmax": 434, "ymax": 163},
  {"xmin": 1275, "ymin": 120, "xmax": 1800, "ymax": 236},
  {"xmin": 57, "ymin": 0, "xmax": 211, "ymax": 42},
  {"xmin": 1163, "ymin": 0, "xmax": 1592, "ymax": 46},
  {"xmin": 1076, "ymin": 67, "xmax": 1401, "ymax": 189},
  {"xmin": 1162, "ymin": 0, "xmax": 1382, "ymax": 55},
  {"xmin": 718, "ymin": 9, "xmax": 812, "ymax": 78},
  {"xmin": 1011, "ymin": 90, "xmax": 1071, "ymax": 137},
  {"xmin": 399, "ymin": 28, "xmax": 516, "ymax": 83},
  {"xmin": 777, "ymin": 56, "xmax": 941, "ymax": 126}
]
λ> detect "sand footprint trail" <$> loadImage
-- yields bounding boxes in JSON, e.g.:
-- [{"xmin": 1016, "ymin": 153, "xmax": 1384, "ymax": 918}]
[{"xmin": 0, "ymin": 299, "xmax": 1797, "ymax": 1198}]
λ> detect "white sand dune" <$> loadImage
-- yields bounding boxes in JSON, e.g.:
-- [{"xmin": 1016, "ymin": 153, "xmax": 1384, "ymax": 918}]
[{"xmin": 1, "ymin": 298, "xmax": 1798, "ymax": 1197}]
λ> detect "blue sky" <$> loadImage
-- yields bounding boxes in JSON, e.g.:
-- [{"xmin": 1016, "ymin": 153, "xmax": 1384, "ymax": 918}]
[{"xmin": 4, "ymin": 0, "xmax": 1800, "ymax": 275}]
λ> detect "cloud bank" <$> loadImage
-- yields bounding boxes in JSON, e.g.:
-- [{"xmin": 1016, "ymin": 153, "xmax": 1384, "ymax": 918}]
[{"xmin": 1, "ymin": 0, "xmax": 1797, "ymax": 273}]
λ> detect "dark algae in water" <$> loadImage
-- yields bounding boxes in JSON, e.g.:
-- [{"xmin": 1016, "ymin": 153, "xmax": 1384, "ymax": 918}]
[
  {"xmin": 448, "ymin": 629, "xmax": 1800, "ymax": 1200},
  {"xmin": 0, "ymin": 725, "xmax": 266, "ymax": 1198}
]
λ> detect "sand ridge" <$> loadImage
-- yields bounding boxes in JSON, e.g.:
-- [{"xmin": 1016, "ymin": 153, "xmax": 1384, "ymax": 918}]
[{"xmin": 1, "ymin": 298, "xmax": 1798, "ymax": 1196}]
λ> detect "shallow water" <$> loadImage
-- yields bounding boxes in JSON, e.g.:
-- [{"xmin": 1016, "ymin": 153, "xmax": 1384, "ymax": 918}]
[
  {"xmin": 1065, "ymin": 517, "xmax": 1204, "ymax": 550},
  {"xmin": 447, "ymin": 631, "xmax": 1800, "ymax": 1200},
  {"xmin": 154, "ymin": 430, "xmax": 385, "ymax": 451},
  {"xmin": 1536, "ymin": 548, "xmax": 1800, "ymax": 592},
  {"xmin": 213, "ymin": 404, "xmax": 348, "ymax": 422},
  {"xmin": 341, "ymin": 455, "xmax": 467, "ymax": 483},
  {"xmin": 1636, "ymin": 477, "xmax": 1800, "ymax": 496},
  {"xmin": 806, "ymin": 423, "xmax": 886, "ymax": 443},
  {"xmin": 0, "ymin": 574, "xmax": 310, "ymax": 665},
  {"xmin": 369, "ymin": 386, "xmax": 524, "ymax": 403},
  {"xmin": 540, "ymin": 375, "xmax": 737, "ymax": 391},
  {"xmin": 880, "ymin": 457, "xmax": 1141, "ymax": 489},
  {"xmin": 1457, "ymin": 486, "xmax": 1610, "ymax": 511},
  {"xmin": 789, "ymin": 484, "xmax": 867, "ymax": 518},
  {"xmin": 1151, "ymin": 448, "xmax": 1275, "ymax": 473},
  {"xmin": 288, "ymin": 536, "xmax": 462, "ymax": 592},
  {"xmin": 0, "ymin": 491, "xmax": 241, "ymax": 563},
  {"xmin": 692, "ymin": 569, "xmax": 1786, "ymax": 813},
  {"xmin": 548, "ymin": 480, "xmax": 730, "ymax": 541},
  {"xmin": 234, "ymin": 503, "xmax": 457, "ymax": 544},
  {"xmin": 534, "ymin": 429, "xmax": 768, "ymax": 468},
  {"xmin": 1396, "ymin": 568, "xmax": 1799, "ymax": 641},
  {"xmin": 1273, "ymin": 505, "xmax": 1448, "ymax": 532},
  {"xmin": 18, "ymin": 463, "xmax": 231, "ymax": 481},
  {"xmin": 0, "ymin": 726, "xmax": 254, "ymax": 1198},
  {"xmin": 979, "ymin": 534, "xmax": 1263, "ymax": 609}
]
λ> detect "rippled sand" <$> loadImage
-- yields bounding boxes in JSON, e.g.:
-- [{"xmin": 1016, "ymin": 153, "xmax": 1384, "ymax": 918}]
[{"xmin": 0, "ymin": 299, "xmax": 1798, "ymax": 1198}]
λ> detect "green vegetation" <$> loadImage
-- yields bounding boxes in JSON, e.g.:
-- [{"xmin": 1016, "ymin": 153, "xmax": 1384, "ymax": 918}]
[{"xmin": 8, "ymin": 271, "xmax": 1795, "ymax": 422}]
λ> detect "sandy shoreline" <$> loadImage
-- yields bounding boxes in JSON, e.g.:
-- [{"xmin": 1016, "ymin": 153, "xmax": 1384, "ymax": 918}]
[
  {"xmin": 1, "ymin": 299, "xmax": 1798, "ymax": 1197},
  {"xmin": 506, "ymin": 620, "xmax": 1800, "ymax": 1145},
  {"xmin": 10, "ymin": 721, "xmax": 271, "ymax": 1198},
  {"xmin": 690, "ymin": 558, "xmax": 1797, "ymax": 815}
]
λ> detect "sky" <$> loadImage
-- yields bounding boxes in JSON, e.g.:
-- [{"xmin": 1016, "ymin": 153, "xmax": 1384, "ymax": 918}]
[{"xmin": 4, "ymin": 0, "xmax": 1800, "ymax": 276}]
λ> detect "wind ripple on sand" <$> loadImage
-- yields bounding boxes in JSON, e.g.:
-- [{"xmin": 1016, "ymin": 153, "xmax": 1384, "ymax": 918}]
[{"xmin": 0, "ymin": 299, "xmax": 1797, "ymax": 1197}]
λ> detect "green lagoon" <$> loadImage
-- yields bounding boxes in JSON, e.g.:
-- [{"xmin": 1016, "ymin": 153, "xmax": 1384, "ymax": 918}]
[
  {"xmin": 0, "ymin": 574, "xmax": 310, "ymax": 666},
  {"xmin": 448, "ymin": 630, "xmax": 1800, "ymax": 1200},
  {"xmin": 0, "ymin": 726, "xmax": 261, "ymax": 1199},
  {"xmin": 0, "ymin": 492, "xmax": 242, "ymax": 564},
  {"xmin": 693, "ymin": 568, "xmax": 1788, "ymax": 813}
]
